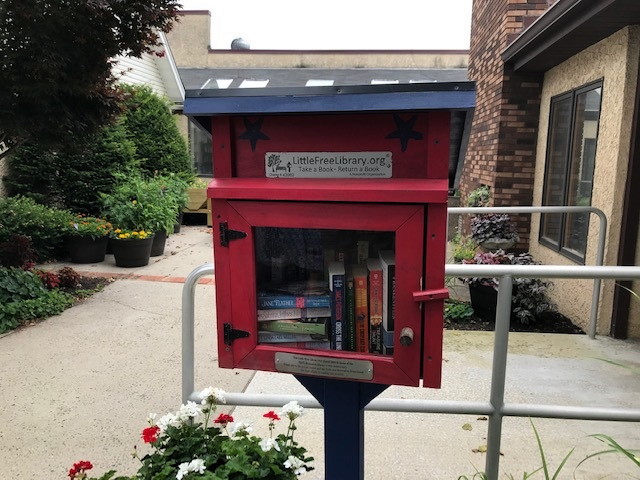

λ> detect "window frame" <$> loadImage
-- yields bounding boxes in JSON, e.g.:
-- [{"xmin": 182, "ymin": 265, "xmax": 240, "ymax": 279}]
[{"xmin": 539, "ymin": 79, "xmax": 603, "ymax": 264}]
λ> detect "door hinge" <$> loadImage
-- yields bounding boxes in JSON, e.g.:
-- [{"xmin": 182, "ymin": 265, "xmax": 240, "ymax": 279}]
[
  {"xmin": 220, "ymin": 222, "xmax": 247, "ymax": 247},
  {"xmin": 224, "ymin": 323, "xmax": 250, "ymax": 345}
]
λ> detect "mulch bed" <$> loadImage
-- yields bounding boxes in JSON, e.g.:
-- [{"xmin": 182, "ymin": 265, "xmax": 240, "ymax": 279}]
[{"xmin": 445, "ymin": 310, "xmax": 585, "ymax": 334}]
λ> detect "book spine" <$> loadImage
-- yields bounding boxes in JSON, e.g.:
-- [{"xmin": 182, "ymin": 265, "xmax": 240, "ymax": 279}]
[
  {"xmin": 257, "ymin": 295, "xmax": 331, "ymax": 309},
  {"xmin": 258, "ymin": 331, "xmax": 321, "ymax": 343},
  {"xmin": 345, "ymin": 278, "xmax": 356, "ymax": 351},
  {"xmin": 276, "ymin": 341, "xmax": 331, "ymax": 350},
  {"xmin": 259, "ymin": 320, "xmax": 328, "ymax": 335},
  {"xmin": 331, "ymin": 273, "xmax": 345, "ymax": 350},
  {"xmin": 354, "ymin": 273, "xmax": 369, "ymax": 353},
  {"xmin": 257, "ymin": 307, "xmax": 331, "ymax": 321},
  {"xmin": 257, "ymin": 308, "xmax": 301, "ymax": 321},
  {"xmin": 369, "ymin": 266, "xmax": 383, "ymax": 354}
]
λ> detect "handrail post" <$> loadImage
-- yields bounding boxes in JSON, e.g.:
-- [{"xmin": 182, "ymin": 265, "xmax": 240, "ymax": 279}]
[
  {"xmin": 485, "ymin": 275, "xmax": 513, "ymax": 480},
  {"xmin": 589, "ymin": 209, "xmax": 607, "ymax": 339},
  {"xmin": 181, "ymin": 263, "xmax": 215, "ymax": 405}
]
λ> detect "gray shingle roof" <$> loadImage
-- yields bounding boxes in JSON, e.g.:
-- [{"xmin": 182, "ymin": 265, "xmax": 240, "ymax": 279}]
[{"xmin": 179, "ymin": 67, "xmax": 468, "ymax": 90}]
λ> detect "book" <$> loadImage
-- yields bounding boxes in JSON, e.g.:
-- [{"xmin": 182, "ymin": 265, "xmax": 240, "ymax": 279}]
[
  {"xmin": 351, "ymin": 265, "xmax": 369, "ymax": 353},
  {"xmin": 258, "ymin": 331, "xmax": 328, "ymax": 343},
  {"xmin": 345, "ymin": 272, "xmax": 356, "ymax": 351},
  {"xmin": 257, "ymin": 293, "xmax": 331, "ymax": 309},
  {"xmin": 328, "ymin": 261, "xmax": 345, "ymax": 350},
  {"xmin": 257, "ymin": 307, "xmax": 331, "ymax": 321},
  {"xmin": 259, "ymin": 319, "xmax": 328, "ymax": 335},
  {"xmin": 379, "ymin": 250, "xmax": 396, "ymax": 355},
  {"xmin": 367, "ymin": 258, "xmax": 383, "ymax": 354},
  {"xmin": 275, "ymin": 341, "xmax": 331, "ymax": 350},
  {"xmin": 357, "ymin": 240, "xmax": 369, "ymax": 265}
]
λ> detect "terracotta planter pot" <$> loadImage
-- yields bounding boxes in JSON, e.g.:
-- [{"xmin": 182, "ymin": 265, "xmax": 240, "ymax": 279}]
[
  {"xmin": 111, "ymin": 236, "xmax": 154, "ymax": 268},
  {"xmin": 66, "ymin": 235, "xmax": 108, "ymax": 264},
  {"xmin": 150, "ymin": 230, "xmax": 167, "ymax": 257}
]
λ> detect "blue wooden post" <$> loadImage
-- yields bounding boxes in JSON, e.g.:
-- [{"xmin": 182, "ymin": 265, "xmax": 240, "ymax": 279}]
[{"xmin": 296, "ymin": 376, "xmax": 388, "ymax": 480}]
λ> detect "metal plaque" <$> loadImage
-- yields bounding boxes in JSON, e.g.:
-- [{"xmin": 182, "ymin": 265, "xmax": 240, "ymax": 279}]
[
  {"xmin": 265, "ymin": 152, "xmax": 392, "ymax": 178},
  {"xmin": 274, "ymin": 352, "xmax": 373, "ymax": 381}
]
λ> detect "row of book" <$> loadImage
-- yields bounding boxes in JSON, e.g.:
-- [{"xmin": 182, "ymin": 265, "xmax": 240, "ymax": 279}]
[{"xmin": 256, "ymin": 251, "xmax": 395, "ymax": 354}]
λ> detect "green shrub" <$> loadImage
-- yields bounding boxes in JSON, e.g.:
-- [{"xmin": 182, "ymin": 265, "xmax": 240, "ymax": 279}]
[
  {"xmin": 444, "ymin": 299, "xmax": 474, "ymax": 322},
  {"xmin": 120, "ymin": 84, "xmax": 193, "ymax": 178},
  {"xmin": 452, "ymin": 235, "xmax": 477, "ymax": 263},
  {"xmin": 0, "ymin": 196, "xmax": 73, "ymax": 261},
  {"xmin": 4, "ymin": 121, "xmax": 138, "ymax": 216},
  {"xmin": 0, "ymin": 290, "xmax": 73, "ymax": 333},
  {"xmin": 101, "ymin": 174, "xmax": 181, "ymax": 235},
  {"xmin": 0, "ymin": 267, "xmax": 47, "ymax": 303}
]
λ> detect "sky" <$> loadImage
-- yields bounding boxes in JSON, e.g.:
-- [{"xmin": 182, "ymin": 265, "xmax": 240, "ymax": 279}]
[{"xmin": 179, "ymin": 1, "xmax": 472, "ymax": 50}]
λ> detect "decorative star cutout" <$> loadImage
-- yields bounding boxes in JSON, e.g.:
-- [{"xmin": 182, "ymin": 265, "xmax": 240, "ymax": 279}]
[
  {"xmin": 238, "ymin": 117, "xmax": 270, "ymax": 151},
  {"xmin": 385, "ymin": 114, "xmax": 423, "ymax": 152}
]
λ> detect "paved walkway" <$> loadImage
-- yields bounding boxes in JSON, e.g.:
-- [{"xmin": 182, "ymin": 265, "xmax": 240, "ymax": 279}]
[{"xmin": 1, "ymin": 226, "xmax": 639, "ymax": 479}]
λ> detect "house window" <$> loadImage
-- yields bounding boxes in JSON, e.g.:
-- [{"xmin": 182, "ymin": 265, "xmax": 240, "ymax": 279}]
[
  {"xmin": 540, "ymin": 81, "xmax": 602, "ymax": 263},
  {"xmin": 188, "ymin": 119, "xmax": 213, "ymax": 176}
]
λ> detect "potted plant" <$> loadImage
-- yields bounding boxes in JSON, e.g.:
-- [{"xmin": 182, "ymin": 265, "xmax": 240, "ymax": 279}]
[
  {"xmin": 157, "ymin": 174, "xmax": 189, "ymax": 233},
  {"xmin": 463, "ymin": 250, "xmax": 556, "ymax": 324},
  {"xmin": 470, "ymin": 213, "xmax": 519, "ymax": 251},
  {"xmin": 65, "ymin": 215, "xmax": 113, "ymax": 264},
  {"xmin": 66, "ymin": 387, "xmax": 314, "ymax": 480},
  {"xmin": 101, "ymin": 175, "xmax": 180, "ymax": 258},
  {"xmin": 466, "ymin": 185, "xmax": 519, "ymax": 251},
  {"xmin": 109, "ymin": 228, "xmax": 154, "ymax": 267}
]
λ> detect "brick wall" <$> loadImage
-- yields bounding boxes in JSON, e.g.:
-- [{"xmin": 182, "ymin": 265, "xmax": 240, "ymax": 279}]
[{"xmin": 462, "ymin": 0, "xmax": 553, "ymax": 247}]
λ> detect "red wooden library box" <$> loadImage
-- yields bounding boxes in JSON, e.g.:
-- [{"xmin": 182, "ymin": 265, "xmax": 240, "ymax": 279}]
[{"xmin": 184, "ymin": 82, "xmax": 475, "ymax": 388}]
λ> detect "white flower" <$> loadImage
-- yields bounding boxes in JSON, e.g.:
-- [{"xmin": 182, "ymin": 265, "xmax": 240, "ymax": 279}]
[
  {"xmin": 199, "ymin": 386, "xmax": 226, "ymax": 406},
  {"xmin": 259, "ymin": 437, "xmax": 280, "ymax": 452},
  {"xmin": 176, "ymin": 401, "xmax": 201, "ymax": 422},
  {"xmin": 280, "ymin": 401, "xmax": 304, "ymax": 420},
  {"xmin": 175, "ymin": 458, "xmax": 206, "ymax": 480},
  {"xmin": 176, "ymin": 462, "xmax": 190, "ymax": 480},
  {"xmin": 157, "ymin": 412, "xmax": 179, "ymax": 433},
  {"xmin": 187, "ymin": 459, "xmax": 206, "ymax": 474},
  {"xmin": 147, "ymin": 413, "xmax": 157, "ymax": 425},
  {"xmin": 230, "ymin": 421, "xmax": 253, "ymax": 437},
  {"xmin": 284, "ymin": 455, "xmax": 306, "ymax": 475}
]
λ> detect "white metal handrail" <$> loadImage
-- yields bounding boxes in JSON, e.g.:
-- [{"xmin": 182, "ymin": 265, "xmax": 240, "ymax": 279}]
[{"xmin": 182, "ymin": 263, "xmax": 640, "ymax": 480}]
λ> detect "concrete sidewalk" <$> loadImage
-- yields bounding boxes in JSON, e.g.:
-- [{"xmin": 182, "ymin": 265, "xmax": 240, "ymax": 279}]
[{"xmin": 1, "ymin": 226, "xmax": 639, "ymax": 479}]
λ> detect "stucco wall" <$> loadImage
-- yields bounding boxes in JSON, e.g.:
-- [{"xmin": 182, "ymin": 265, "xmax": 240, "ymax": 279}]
[
  {"xmin": 530, "ymin": 26, "xmax": 640, "ymax": 336},
  {"xmin": 166, "ymin": 11, "xmax": 468, "ymax": 69}
]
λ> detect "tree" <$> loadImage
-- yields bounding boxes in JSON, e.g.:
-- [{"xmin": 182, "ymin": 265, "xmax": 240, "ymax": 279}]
[
  {"xmin": 0, "ymin": 0, "xmax": 181, "ymax": 160},
  {"xmin": 5, "ymin": 120, "xmax": 139, "ymax": 215},
  {"xmin": 120, "ymin": 84, "xmax": 193, "ymax": 178}
]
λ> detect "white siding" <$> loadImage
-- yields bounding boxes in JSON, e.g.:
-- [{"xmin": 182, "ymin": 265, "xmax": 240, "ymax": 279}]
[{"xmin": 113, "ymin": 54, "xmax": 168, "ymax": 97}]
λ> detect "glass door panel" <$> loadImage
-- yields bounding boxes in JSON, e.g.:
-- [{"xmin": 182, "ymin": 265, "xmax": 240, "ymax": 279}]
[{"xmin": 254, "ymin": 227, "xmax": 394, "ymax": 354}]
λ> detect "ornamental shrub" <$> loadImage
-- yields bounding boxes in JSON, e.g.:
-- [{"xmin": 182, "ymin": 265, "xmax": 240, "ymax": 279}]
[
  {"xmin": 4, "ymin": 120, "xmax": 138, "ymax": 216},
  {"xmin": 0, "ymin": 267, "xmax": 74, "ymax": 333},
  {"xmin": 0, "ymin": 196, "xmax": 74, "ymax": 261},
  {"xmin": 120, "ymin": 84, "xmax": 193, "ymax": 179},
  {"xmin": 0, "ymin": 289, "xmax": 73, "ymax": 333},
  {"xmin": 101, "ymin": 175, "xmax": 181, "ymax": 235}
]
